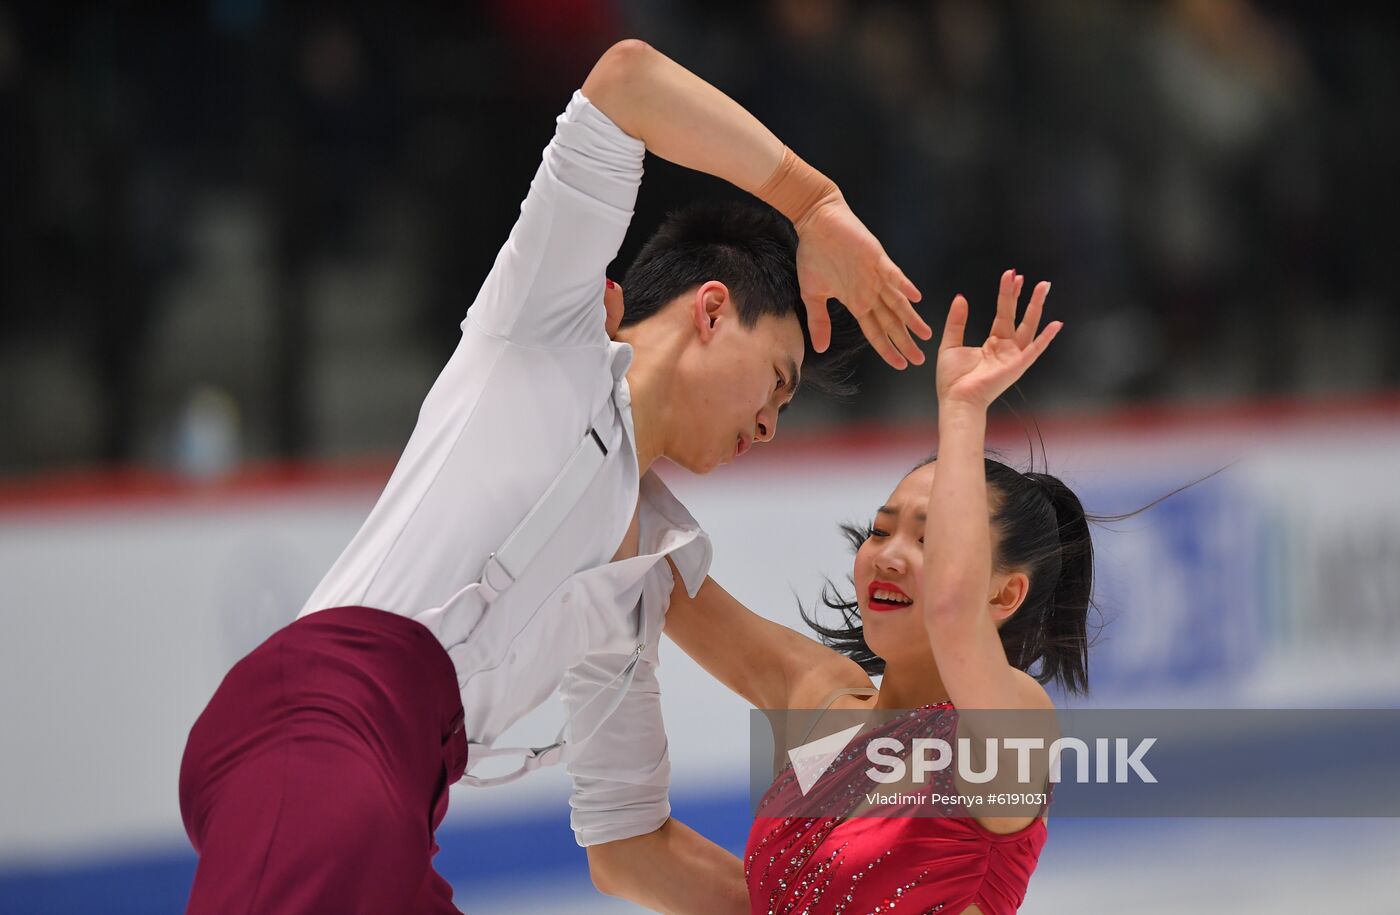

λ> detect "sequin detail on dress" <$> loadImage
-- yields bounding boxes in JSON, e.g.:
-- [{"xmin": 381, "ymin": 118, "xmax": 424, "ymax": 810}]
[{"xmin": 745, "ymin": 702, "xmax": 1048, "ymax": 915}]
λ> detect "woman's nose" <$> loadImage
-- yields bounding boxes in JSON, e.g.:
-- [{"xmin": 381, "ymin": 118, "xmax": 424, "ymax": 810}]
[{"xmin": 874, "ymin": 544, "xmax": 907, "ymax": 575}]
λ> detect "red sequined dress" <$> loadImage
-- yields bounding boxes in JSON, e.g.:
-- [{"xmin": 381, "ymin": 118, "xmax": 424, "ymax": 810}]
[{"xmin": 745, "ymin": 694, "xmax": 1049, "ymax": 915}]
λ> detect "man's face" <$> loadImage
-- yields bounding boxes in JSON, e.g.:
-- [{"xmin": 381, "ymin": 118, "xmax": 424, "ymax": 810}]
[{"xmin": 670, "ymin": 287, "xmax": 805, "ymax": 474}]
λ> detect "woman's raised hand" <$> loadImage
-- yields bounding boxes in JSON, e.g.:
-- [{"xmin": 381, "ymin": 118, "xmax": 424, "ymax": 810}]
[{"xmin": 935, "ymin": 269, "xmax": 1062, "ymax": 409}]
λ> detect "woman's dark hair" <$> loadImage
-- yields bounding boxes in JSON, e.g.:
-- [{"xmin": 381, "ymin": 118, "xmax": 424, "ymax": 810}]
[
  {"xmin": 801, "ymin": 454, "xmax": 1179, "ymax": 696},
  {"xmin": 622, "ymin": 199, "xmax": 861, "ymax": 397}
]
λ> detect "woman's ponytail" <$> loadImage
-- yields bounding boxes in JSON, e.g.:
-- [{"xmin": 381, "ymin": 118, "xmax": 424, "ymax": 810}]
[{"xmin": 1022, "ymin": 472, "xmax": 1093, "ymax": 695}]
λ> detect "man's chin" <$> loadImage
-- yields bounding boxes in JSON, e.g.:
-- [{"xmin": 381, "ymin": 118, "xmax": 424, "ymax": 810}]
[{"xmin": 671, "ymin": 449, "xmax": 726, "ymax": 475}]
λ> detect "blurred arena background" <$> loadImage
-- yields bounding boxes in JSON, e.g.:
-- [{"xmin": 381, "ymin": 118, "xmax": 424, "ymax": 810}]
[{"xmin": 1, "ymin": 2, "xmax": 1397, "ymax": 913}]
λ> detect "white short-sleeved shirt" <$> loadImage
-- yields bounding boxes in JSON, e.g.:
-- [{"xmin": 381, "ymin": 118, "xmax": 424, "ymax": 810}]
[{"xmin": 298, "ymin": 90, "xmax": 713, "ymax": 847}]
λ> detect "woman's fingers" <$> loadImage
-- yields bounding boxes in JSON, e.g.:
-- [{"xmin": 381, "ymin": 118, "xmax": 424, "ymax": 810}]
[
  {"xmin": 990, "ymin": 268, "xmax": 1018, "ymax": 340},
  {"xmin": 940, "ymin": 294, "xmax": 969, "ymax": 353},
  {"xmin": 945, "ymin": 271, "xmax": 1055, "ymax": 361},
  {"xmin": 1016, "ymin": 281, "xmax": 1051, "ymax": 349},
  {"xmin": 1019, "ymin": 320, "xmax": 1063, "ymax": 367}
]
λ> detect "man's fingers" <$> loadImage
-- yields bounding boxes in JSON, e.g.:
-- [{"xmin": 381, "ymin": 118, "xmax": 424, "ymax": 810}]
[
  {"xmin": 1016, "ymin": 281, "xmax": 1050, "ymax": 349},
  {"xmin": 857, "ymin": 310, "xmax": 907, "ymax": 369},
  {"xmin": 882, "ymin": 256, "xmax": 924, "ymax": 305},
  {"xmin": 876, "ymin": 296, "xmax": 925, "ymax": 365},
  {"xmin": 899, "ymin": 271, "xmax": 924, "ymax": 306},
  {"xmin": 875, "ymin": 258, "xmax": 930, "ymax": 341},
  {"xmin": 991, "ymin": 268, "xmax": 1018, "ymax": 339},
  {"xmin": 940, "ymin": 294, "xmax": 969, "ymax": 353},
  {"xmin": 803, "ymin": 292, "xmax": 833, "ymax": 353},
  {"xmin": 877, "ymin": 289, "xmax": 926, "ymax": 364},
  {"xmin": 876, "ymin": 256, "xmax": 930, "ymax": 338},
  {"xmin": 881, "ymin": 276, "xmax": 933, "ymax": 342}
]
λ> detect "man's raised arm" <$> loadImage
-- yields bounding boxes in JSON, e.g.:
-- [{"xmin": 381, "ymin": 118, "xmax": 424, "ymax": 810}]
[{"xmin": 582, "ymin": 40, "xmax": 931, "ymax": 369}]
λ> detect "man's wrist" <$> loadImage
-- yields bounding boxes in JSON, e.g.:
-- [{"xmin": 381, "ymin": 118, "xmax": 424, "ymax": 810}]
[
  {"xmin": 755, "ymin": 146, "xmax": 841, "ymax": 230},
  {"xmin": 792, "ymin": 191, "xmax": 847, "ymax": 235}
]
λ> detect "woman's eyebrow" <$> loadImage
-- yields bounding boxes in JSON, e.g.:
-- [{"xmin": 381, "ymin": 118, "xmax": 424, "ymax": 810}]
[{"xmin": 876, "ymin": 506, "xmax": 927, "ymax": 521}]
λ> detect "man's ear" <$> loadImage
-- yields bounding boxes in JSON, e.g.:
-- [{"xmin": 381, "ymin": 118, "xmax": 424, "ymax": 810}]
[
  {"xmin": 988, "ymin": 570, "xmax": 1030, "ymax": 625},
  {"xmin": 691, "ymin": 280, "xmax": 731, "ymax": 342}
]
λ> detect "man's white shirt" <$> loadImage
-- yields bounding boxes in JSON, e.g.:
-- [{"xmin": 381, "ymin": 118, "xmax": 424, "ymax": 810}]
[{"xmin": 298, "ymin": 90, "xmax": 713, "ymax": 847}]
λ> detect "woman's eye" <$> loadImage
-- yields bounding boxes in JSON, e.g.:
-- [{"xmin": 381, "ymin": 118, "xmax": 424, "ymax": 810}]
[{"xmin": 870, "ymin": 528, "xmax": 890, "ymax": 538}]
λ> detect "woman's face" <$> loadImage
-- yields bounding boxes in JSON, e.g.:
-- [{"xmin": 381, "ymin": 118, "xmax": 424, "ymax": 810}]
[
  {"xmin": 853, "ymin": 462, "xmax": 941, "ymax": 665},
  {"xmin": 854, "ymin": 464, "xmax": 1028, "ymax": 667}
]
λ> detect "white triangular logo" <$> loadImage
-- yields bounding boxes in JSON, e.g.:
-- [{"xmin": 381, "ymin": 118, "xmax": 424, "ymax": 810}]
[{"xmin": 788, "ymin": 723, "xmax": 864, "ymax": 795}]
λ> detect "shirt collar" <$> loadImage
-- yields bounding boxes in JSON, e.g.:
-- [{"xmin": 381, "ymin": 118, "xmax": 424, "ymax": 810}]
[
  {"xmin": 638, "ymin": 471, "xmax": 712, "ymax": 599},
  {"xmin": 610, "ymin": 339, "xmax": 712, "ymax": 598},
  {"xmin": 608, "ymin": 339, "xmax": 634, "ymax": 382}
]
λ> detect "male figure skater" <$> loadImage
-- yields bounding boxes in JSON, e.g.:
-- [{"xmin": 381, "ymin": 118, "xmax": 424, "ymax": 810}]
[{"xmin": 178, "ymin": 39, "xmax": 928, "ymax": 914}]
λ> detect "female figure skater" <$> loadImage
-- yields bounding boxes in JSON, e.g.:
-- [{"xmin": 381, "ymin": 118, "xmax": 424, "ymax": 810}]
[{"xmin": 665, "ymin": 269, "xmax": 1081, "ymax": 914}]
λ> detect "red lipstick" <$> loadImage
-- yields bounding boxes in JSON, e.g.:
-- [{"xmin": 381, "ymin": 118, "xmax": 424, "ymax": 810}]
[{"xmin": 867, "ymin": 580, "xmax": 913, "ymax": 611}]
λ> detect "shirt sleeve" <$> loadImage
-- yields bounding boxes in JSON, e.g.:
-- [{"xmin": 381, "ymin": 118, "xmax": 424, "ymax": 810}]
[
  {"xmin": 560, "ymin": 633, "xmax": 671, "ymax": 847},
  {"xmin": 464, "ymin": 89, "xmax": 645, "ymax": 348}
]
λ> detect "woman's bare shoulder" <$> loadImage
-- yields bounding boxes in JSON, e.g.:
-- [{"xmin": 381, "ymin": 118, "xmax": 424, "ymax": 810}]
[{"xmin": 1009, "ymin": 667, "xmax": 1056, "ymax": 710}]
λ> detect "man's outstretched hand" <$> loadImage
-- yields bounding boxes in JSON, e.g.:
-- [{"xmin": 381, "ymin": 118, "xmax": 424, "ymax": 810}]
[{"xmin": 794, "ymin": 198, "xmax": 930, "ymax": 369}]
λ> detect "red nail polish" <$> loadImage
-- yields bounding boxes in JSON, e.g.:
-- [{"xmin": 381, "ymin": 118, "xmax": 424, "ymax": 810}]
[{"xmin": 606, "ymin": 279, "xmax": 615, "ymax": 289}]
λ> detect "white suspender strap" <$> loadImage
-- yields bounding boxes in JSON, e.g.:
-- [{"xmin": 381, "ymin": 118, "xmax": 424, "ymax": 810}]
[
  {"xmin": 453, "ymin": 393, "xmax": 646, "ymax": 788},
  {"xmin": 474, "ymin": 396, "xmax": 616, "ymax": 606},
  {"xmin": 458, "ymin": 638, "xmax": 645, "ymax": 789},
  {"xmin": 431, "ymin": 394, "xmax": 615, "ymax": 648}
]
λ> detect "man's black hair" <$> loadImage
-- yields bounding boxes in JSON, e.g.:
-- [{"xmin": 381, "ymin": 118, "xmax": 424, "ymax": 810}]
[{"xmin": 621, "ymin": 199, "xmax": 861, "ymax": 398}]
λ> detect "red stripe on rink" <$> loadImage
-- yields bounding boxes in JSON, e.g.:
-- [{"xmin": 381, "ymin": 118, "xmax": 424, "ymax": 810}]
[
  {"xmin": 1, "ymin": 391, "xmax": 1398, "ymax": 515},
  {"xmin": 0, "ymin": 458, "xmax": 396, "ymax": 516}
]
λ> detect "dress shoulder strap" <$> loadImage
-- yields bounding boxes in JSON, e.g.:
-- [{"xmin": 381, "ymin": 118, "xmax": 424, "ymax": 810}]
[
  {"xmin": 815, "ymin": 686, "xmax": 878, "ymax": 713},
  {"xmin": 796, "ymin": 687, "xmax": 878, "ymax": 747}
]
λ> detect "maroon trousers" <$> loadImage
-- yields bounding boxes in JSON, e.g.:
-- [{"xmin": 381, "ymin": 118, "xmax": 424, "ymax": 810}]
[{"xmin": 179, "ymin": 606, "xmax": 469, "ymax": 914}]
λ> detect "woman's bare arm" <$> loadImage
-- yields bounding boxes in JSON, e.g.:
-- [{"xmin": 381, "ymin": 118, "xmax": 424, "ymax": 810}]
[{"xmin": 923, "ymin": 271, "xmax": 1061, "ymax": 711}]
